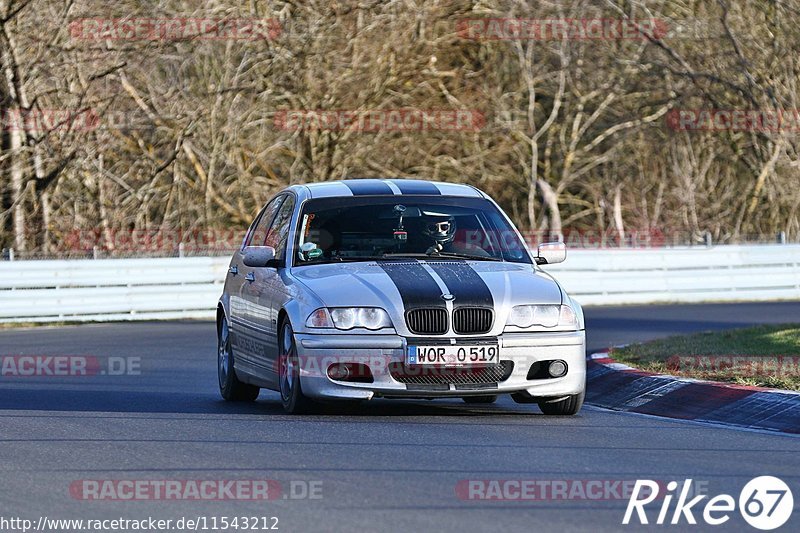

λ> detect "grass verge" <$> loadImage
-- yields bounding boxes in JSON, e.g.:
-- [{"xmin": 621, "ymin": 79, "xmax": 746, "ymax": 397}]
[
  {"xmin": 0, "ymin": 321, "xmax": 84, "ymax": 329},
  {"xmin": 611, "ymin": 324, "xmax": 800, "ymax": 391}
]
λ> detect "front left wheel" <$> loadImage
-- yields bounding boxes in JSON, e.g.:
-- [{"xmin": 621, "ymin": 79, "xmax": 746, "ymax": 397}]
[
  {"xmin": 538, "ymin": 392, "xmax": 584, "ymax": 416},
  {"xmin": 279, "ymin": 320, "xmax": 317, "ymax": 414},
  {"xmin": 218, "ymin": 316, "xmax": 260, "ymax": 402}
]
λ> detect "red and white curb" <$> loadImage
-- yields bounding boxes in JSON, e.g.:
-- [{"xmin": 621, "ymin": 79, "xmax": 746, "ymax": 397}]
[{"xmin": 587, "ymin": 350, "xmax": 800, "ymax": 434}]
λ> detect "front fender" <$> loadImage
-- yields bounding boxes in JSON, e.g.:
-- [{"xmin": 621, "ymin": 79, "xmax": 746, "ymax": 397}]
[{"xmin": 281, "ymin": 298, "xmax": 309, "ymax": 331}]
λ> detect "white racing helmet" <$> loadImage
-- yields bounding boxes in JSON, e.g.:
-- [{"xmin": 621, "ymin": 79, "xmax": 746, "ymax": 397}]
[{"xmin": 422, "ymin": 212, "xmax": 456, "ymax": 245}]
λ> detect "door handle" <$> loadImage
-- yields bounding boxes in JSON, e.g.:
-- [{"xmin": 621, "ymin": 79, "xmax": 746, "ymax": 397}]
[
  {"xmin": 245, "ymin": 272, "xmax": 256, "ymax": 282},
  {"xmin": 228, "ymin": 265, "xmax": 238, "ymax": 276}
]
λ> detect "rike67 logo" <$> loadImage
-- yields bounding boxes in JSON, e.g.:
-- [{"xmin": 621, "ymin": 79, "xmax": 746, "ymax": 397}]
[{"xmin": 624, "ymin": 477, "xmax": 793, "ymax": 530}]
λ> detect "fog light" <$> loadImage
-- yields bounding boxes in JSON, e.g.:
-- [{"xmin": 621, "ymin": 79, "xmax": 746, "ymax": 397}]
[
  {"xmin": 326, "ymin": 363, "xmax": 374, "ymax": 383},
  {"xmin": 548, "ymin": 360, "xmax": 567, "ymax": 378},
  {"xmin": 327, "ymin": 364, "xmax": 351, "ymax": 381}
]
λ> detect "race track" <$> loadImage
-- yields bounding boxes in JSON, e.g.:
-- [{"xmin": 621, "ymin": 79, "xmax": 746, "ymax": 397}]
[{"xmin": 1, "ymin": 302, "xmax": 799, "ymax": 532}]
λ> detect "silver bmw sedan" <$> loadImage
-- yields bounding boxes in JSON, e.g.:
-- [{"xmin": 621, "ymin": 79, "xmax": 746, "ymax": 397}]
[{"xmin": 217, "ymin": 179, "xmax": 586, "ymax": 414}]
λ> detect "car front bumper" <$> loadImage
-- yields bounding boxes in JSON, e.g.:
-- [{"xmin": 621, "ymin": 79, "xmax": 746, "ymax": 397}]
[{"xmin": 294, "ymin": 330, "xmax": 586, "ymax": 400}]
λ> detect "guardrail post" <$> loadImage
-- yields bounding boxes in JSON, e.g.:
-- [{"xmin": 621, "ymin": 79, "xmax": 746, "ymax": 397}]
[
  {"xmin": 8, "ymin": 248, "xmax": 14, "ymax": 261},
  {"xmin": 92, "ymin": 246, "xmax": 99, "ymax": 260},
  {"xmin": 704, "ymin": 232, "xmax": 713, "ymax": 247},
  {"xmin": 778, "ymin": 231, "xmax": 787, "ymax": 244},
  {"xmin": 179, "ymin": 242, "xmax": 185, "ymax": 258}
]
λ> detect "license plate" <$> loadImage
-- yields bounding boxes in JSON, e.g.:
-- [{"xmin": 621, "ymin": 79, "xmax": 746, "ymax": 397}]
[{"xmin": 407, "ymin": 344, "xmax": 499, "ymax": 366}]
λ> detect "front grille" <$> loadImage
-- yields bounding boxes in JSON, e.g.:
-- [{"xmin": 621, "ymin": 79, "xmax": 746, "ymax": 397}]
[
  {"xmin": 453, "ymin": 307, "xmax": 494, "ymax": 334},
  {"xmin": 406, "ymin": 308, "xmax": 448, "ymax": 335},
  {"xmin": 389, "ymin": 361, "xmax": 514, "ymax": 385}
]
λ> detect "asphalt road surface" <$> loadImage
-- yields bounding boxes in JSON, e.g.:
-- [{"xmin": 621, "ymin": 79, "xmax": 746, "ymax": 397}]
[{"xmin": 1, "ymin": 302, "xmax": 799, "ymax": 532}]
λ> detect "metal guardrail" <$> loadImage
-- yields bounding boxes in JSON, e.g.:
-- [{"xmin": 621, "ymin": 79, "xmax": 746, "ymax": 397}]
[
  {"xmin": 0, "ymin": 257, "xmax": 229, "ymax": 323},
  {"xmin": 544, "ymin": 244, "xmax": 800, "ymax": 305},
  {"xmin": 0, "ymin": 245, "xmax": 798, "ymax": 323}
]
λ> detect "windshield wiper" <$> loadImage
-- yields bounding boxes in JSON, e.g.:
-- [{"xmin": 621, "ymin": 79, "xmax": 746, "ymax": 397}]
[
  {"xmin": 330, "ymin": 255, "xmax": 385, "ymax": 262},
  {"xmin": 382, "ymin": 252, "xmax": 502, "ymax": 262},
  {"xmin": 433, "ymin": 251, "xmax": 502, "ymax": 261},
  {"xmin": 381, "ymin": 253, "xmax": 432, "ymax": 259}
]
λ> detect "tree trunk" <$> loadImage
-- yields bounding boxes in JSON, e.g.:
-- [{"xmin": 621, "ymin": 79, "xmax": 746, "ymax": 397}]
[
  {"xmin": 41, "ymin": 190, "xmax": 51, "ymax": 254},
  {"xmin": 612, "ymin": 185, "xmax": 625, "ymax": 245},
  {"xmin": 527, "ymin": 179, "xmax": 536, "ymax": 232},
  {"xmin": 96, "ymin": 156, "xmax": 114, "ymax": 252},
  {"xmin": 537, "ymin": 178, "xmax": 562, "ymax": 241},
  {"xmin": 9, "ymin": 125, "xmax": 26, "ymax": 251}
]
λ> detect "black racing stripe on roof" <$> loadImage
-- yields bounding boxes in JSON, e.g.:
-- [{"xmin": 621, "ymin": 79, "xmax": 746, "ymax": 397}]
[
  {"xmin": 426, "ymin": 261, "xmax": 494, "ymax": 308},
  {"xmin": 341, "ymin": 179, "xmax": 394, "ymax": 196},
  {"xmin": 390, "ymin": 180, "xmax": 441, "ymax": 195},
  {"xmin": 378, "ymin": 262, "xmax": 447, "ymax": 311}
]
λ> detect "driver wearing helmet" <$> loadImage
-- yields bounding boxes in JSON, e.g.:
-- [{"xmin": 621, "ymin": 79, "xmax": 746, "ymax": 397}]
[{"xmin": 422, "ymin": 212, "xmax": 490, "ymax": 257}]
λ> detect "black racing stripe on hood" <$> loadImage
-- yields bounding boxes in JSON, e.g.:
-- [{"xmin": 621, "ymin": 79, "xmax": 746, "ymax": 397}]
[
  {"xmin": 426, "ymin": 261, "xmax": 494, "ymax": 308},
  {"xmin": 378, "ymin": 262, "xmax": 446, "ymax": 311}
]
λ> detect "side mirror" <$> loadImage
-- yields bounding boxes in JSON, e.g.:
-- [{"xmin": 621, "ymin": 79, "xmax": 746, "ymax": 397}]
[
  {"xmin": 242, "ymin": 246, "xmax": 277, "ymax": 267},
  {"xmin": 535, "ymin": 242, "xmax": 566, "ymax": 265}
]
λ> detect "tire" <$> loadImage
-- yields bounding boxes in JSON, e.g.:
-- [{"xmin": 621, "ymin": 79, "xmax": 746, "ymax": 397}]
[
  {"xmin": 511, "ymin": 392, "xmax": 538, "ymax": 404},
  {"xmin": 218, "ymin": 316, "xmax": 260, "ymax": 402},
  {"xmin": 538, "ymin": 391, "xmax": 584, "ymax": 416},
  {"xmin": 278, "ymin": 320, "xmax": 317, "ymax": 414},
  {"xmin": 462, "ymin": 395, "xmax": 498, "ymax": 404}
]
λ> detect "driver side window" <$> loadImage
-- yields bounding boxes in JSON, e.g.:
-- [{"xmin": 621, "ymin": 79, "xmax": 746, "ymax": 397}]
[
  {"xmin": 266, "ymin": 196, "xmax": 296, "ymax": 260},
  {"xmin": 245, "ymin": 195, "xmax": 286, "ymax": 248}
]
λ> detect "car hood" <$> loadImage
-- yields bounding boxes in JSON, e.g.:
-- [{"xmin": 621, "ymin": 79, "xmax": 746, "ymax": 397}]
[{"xmin": 291, "ymin": 260, "xmax": 563, "ymax": 313}]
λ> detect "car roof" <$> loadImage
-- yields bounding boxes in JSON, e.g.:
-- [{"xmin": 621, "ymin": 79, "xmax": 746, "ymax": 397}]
[{"xmin": 296, "ymin": 179, "xmax": 485, "ymax": 199}]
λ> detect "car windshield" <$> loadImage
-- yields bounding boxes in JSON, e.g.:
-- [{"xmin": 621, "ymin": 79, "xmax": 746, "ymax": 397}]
[{"xmin": 294, "ymin": 195, "xmax": 531, "ymax": 266}]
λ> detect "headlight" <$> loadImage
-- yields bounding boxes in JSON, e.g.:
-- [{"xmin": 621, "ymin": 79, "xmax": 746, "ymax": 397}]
[
  {"xmin": 331, "ymin": 308, "xmax": 358, "ymax": 329},
  {"xmin": 306, "ymin": 307, "xmax": 393, "ymax": 330},
  {"xmin": 506, "ymin": 305, "xmax": 577, "ymax": 329}
]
